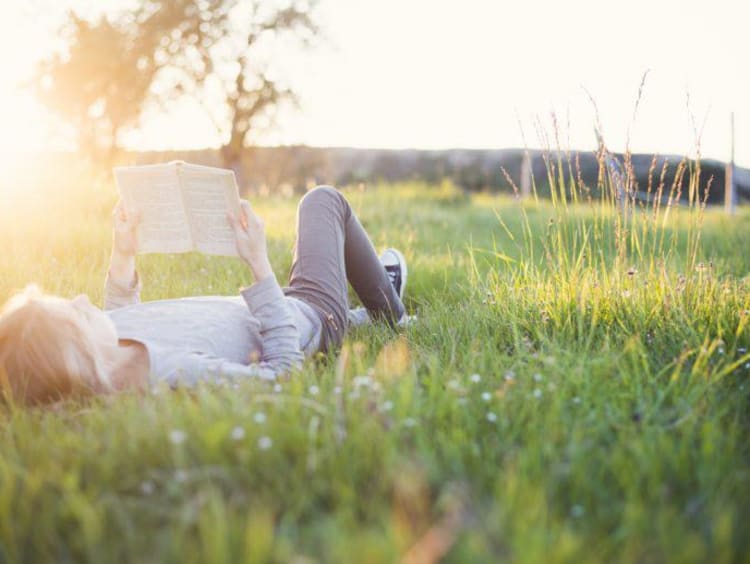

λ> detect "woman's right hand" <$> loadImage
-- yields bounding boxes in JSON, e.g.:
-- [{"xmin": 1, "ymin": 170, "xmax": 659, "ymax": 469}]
[
  {"xmin": 112, "ymin": 200, "xmax": 141, "ymax": 259},
  {"xmin": 229, "ymin": 200, "xmax": 273, "ymax": 281},
  {"xmin": 109, "ymin": 201, "xmax": 141, "ymax": 287}
]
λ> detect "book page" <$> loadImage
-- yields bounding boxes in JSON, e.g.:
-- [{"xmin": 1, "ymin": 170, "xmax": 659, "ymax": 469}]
[
  {"xmin": 114, "ymin": 163, "xmax": 193, "ymax": 254},
  {"xmin": 179, "ymin": 163, "xmax": 242, "ymax": 257}
]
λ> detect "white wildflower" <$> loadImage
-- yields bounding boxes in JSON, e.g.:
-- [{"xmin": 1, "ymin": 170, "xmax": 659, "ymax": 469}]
[
  {"xmin": 504, "ymin": 370, "xmax": 515, "ymax": 381},
  {"xmin": 230, "ymin": 426, "xmax": 246, "ymax": 441},
  {"xmin": 470, "ymin": 373, "xmax": 482, "ymax": 383},
  {"xmin": 570, "ymin": 505, "xmax": 585, "ymax": 518},
  {"xmin": 257, "ymin": 436, "xmax": 273, "ymax": 450},
  {"xmin": 175, "ymin": 469, "xmax": 189, "ymax": 483},
  {"xmin": 403, "ymin": 417, "xmax": 417, "ymax": 427},
  {"xmin": 273, "ymin": 383, "xmax": 283, "ymax": 393},
  {"xmin": 486, "ymin": 412, "xmax": 497, "ymax": 422},
  {"xmin": 353, "ymin": 375, "xmax": 372, "ymax": 388},
  {"xmin": 308, "ymin": 385, "xmax": 319, "ymax": 396},
  {"xmin": 533, "ymin": 388, "xmax": 543, "ymax": 399},
  {"xmin": 533, "ymin": 373, "xmax": 543, "ymax": 382},
  {"xmin": 382, "ymin": 400, "xmax": 394, "ymax": 411},
  {"xmin": 481, "ymin": 392, "xmax": 492, "ymax": 402},
  {"xmin": 253, "ymin": 412, "xmax": 267, "ymax": 425},
  {"xmin": 333, "ymin": 386, "xmax": 343, "ymax": 395},
  {"xmin": 169, "ymin": 429, "xmax": 187, "ymax": 445},
  {"xmin": 572, "ymin": 396, "xmax": 582, "ymax": 404},
  {"xmin": 140, "ymin": 481, "xmax": 155, "ymax": 495}
]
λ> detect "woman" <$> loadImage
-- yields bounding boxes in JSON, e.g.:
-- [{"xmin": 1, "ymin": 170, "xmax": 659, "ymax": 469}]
[{"xmin": 0, "ymin": 185, "xmax": 408, "ymax": 405}]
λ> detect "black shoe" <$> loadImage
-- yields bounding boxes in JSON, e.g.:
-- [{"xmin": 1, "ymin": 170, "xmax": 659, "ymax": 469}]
[{"xmin": 379, "ymin": 248, "xmax": 407, "ymax": 301}]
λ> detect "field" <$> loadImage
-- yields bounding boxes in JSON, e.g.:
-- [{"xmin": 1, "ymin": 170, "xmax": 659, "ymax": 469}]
[{"xmin": 1, "ymin": 162, "xmax": 749, "ymax": 563}]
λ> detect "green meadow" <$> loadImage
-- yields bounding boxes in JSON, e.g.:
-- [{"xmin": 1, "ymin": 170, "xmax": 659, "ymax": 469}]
[{"xmin": 1, "ymin": 163, "xmax": 749, "ymax": 563}]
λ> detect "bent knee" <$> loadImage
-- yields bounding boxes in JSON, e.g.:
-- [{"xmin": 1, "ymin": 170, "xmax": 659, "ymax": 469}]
[
  {"xmin": 299, "ymin": 185, "xmax": 346, "ymax": 211},
  {"xmin": 302, "ymin": 185, "xmax": 339, "ymax": 203}
]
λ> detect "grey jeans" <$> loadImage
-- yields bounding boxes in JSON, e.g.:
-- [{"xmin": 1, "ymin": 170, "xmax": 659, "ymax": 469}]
[{"xmin": 283, "ymin": 186, "xmax": 405, "ymax": 352}]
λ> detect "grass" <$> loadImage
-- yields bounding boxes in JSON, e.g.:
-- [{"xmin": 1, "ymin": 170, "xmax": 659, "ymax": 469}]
[{"xmin": 0, "ymin": 159, "xmax": 749, "ymax": 563}]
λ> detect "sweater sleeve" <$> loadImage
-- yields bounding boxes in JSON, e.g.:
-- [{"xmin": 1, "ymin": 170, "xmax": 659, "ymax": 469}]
[
  {"xmin": 239, "ymin": 275, "xmax": 304, "ymax": 377},
  {"xmin": 169, "ymin": 276, "xmax": 304, "ymax": 384},
  {"xmin": 104, "ymin": 271, "xmax": 141, "ymax": 311}
]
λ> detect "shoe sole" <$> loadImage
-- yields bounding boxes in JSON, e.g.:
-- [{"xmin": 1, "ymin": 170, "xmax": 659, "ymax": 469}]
[{"xmin": 383, "ymin": 248, "xmax": 407, "ymax": 301}]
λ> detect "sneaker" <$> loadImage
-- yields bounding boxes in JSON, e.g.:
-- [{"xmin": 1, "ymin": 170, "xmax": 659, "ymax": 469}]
[{"xmin": 379, "ymin": 248, "xmax": 408, "ymax": 301}]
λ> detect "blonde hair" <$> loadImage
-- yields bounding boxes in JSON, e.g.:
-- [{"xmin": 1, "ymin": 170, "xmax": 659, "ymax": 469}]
[{"xmin": 0, "ymin": 286, "xmax": 111, "ymax": 406}]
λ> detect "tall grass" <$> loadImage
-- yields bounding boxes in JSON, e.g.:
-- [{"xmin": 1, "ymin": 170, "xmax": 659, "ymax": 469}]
[{"xmin": 0, "ymin": 152, "xmax": 748, "ymax": 563}]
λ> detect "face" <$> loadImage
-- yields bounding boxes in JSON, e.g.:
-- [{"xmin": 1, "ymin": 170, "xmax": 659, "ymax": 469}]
[{"xmin": 70, "ymin": 294, "xmax": 120, "ymax": 361}]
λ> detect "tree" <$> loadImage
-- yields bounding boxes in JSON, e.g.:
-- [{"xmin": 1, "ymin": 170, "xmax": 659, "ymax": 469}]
[
  {"xmin": 35, "ymin": 0, "xmax": 319, "ymax": 180},
  {"xmin": 212, "ymin": 1, "xmax": 319, "ymax": 184},
  {"xmin": 35, "ymin": 1, "xmax": 227, "ymax": 164}
]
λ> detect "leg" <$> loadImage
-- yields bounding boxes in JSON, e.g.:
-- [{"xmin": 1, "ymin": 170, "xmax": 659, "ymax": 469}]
[{"xmin": 283, "ymin": 186, "xmax": 405, "ymax": 352}]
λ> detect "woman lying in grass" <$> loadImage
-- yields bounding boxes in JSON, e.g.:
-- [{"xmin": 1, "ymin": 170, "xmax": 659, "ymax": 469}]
[{"xmin": 0, "ymin": 186, "xmax": 408, "ymax": 406}]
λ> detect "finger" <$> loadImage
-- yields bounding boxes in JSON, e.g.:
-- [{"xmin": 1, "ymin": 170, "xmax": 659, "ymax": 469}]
[
  {"xmin": 227, "ymin": 212, "xmax": 243, "ymax": 235},
  {"xmin": 239, "ymin": 201, "xmax": 251, "ymax": 230}
]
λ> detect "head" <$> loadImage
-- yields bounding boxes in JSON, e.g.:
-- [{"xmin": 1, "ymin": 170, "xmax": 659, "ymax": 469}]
[{"xmin": 0, "ymin": 285, "xmax": 118, "ymax": 406}]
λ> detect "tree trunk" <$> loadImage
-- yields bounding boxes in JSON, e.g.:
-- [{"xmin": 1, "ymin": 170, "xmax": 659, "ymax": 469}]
[{"xmin": 221, "ymin": 144, "xmax": 247, "ymax": 194}]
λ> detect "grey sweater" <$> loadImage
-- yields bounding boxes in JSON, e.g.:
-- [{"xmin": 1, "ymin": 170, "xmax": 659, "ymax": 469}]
[{"xmin": 104, "ymin": 273, "xmax": 324, "ymax": 385}]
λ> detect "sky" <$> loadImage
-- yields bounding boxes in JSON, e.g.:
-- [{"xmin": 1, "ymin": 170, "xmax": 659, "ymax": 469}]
[{"xmin": 0, "ymin": 0, "xmax": 748, "ymax": 166}]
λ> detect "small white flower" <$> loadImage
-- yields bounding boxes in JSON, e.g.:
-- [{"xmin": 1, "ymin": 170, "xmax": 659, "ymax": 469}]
[
  {"xmin": 169, "ymin": 430, "xmax": 187, "ymax": 445},
  {"xmin": 230, "ymin": 426, "xmax": 245, "ymax": 441},
  {"xmin": 504, "ymin": 370, "xmax": 515, "ymax": 381},
  {"xmin": 470, "ymin": 373, "xmax": 482, "ymax": 383},
  {"xmin": 140, "ymin": 481, "xmax": 155, "ymax": 495},
  {"xmin": 403, "ymin": 417, "xmax": 417, "ymax": 427},
  {"xmin": 572, "ymin": 396, "xmax": 582, "ymax": 404},
  {"xmin": 273, "ymin": 383, "xmax": 283, "ymax": 393},
  {"xmin": 353, "ymin": 375, "xmax": 372, "ymax": 388},
  {"xmin": 570, "ymin": 504, "xmax": 585, "ymax": 518},
  {"xmin": 175, "ymin": 469, "xmax": 189, "ymax": 483},
  {"xmin": 486, "ymin": 412, "xmax": 497, "ymax": 422},
  {"xmin": 308, "ymin": 385, "xmax": 319, "ymax": 396},
  {"xmin": 481, "ymin": 392, "xmax": 492, "ymax": 402},
  {"xmin": 447, "ymin": 379, "xmax": 461, "ymax": 390},
  {"xmin": 457, "ymin": 397, "xmax": 469, "ymax": 406},
  {"xmin": 533, "ymin": 373, "xmax": 543, "ymax": 382},
  {"xmin": 333, "ymin": 386, "xmax": 343, "ymax": 395},
  {"xmin": 257, "ymin": 436, "xmax": 273, "ymax": 450},
  {"xmin": 533, "ymin": 388, "xmax": 543, "ymax": 399},
  {"xmin": 382, "ymin": 400, "xmax": 394, "ymax": 411},
  {"xmin": 253, "ymin": 412, "xmax": 267, "ymax": 425}
]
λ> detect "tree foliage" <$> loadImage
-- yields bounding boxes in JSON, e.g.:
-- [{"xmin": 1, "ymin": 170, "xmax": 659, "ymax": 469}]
[{"xmin": 35, "ymin": 0, "xmax": 319, "ymax": 174}]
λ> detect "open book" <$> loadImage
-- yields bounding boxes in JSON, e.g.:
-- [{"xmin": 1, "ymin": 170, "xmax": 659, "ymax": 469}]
[{"xmin": 114, "ymin": 161, "xmax": 242, "ymax": 256}]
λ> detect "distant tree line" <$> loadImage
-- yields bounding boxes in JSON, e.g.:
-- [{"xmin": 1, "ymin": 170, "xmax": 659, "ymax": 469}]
[{"xmin": 131, "ymin": 146, "xmax": 749, "ymax": 205}]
